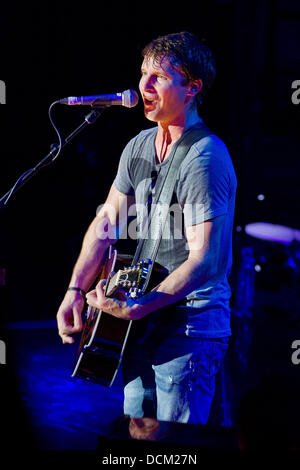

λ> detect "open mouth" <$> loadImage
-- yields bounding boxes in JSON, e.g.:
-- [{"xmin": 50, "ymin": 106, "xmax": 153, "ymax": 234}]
[{"xmin": 143, "ymin": 96, "xmax": 157, "ymax": 106}]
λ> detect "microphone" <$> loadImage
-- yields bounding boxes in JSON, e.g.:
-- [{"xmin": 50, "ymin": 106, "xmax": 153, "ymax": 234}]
[{"xmin": 59, "ymin": 89, "xmax": 139, "ymax": 108}]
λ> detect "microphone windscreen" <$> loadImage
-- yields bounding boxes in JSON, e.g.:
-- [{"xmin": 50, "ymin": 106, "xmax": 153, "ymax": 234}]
[{"xmin": 123, "ymin": 89, "xmax": 139, "ymax": 108}]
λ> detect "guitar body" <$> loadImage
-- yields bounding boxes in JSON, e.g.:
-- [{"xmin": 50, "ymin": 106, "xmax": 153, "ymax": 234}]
[{"xmin": 71, "ymin": 246, "xmax": 155, "ymax": 387}]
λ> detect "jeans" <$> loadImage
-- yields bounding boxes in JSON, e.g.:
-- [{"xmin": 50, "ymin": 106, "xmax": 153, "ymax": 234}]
[{"xmin": 122, "ymin": 322, "xmax": 229, "ymax": 424}]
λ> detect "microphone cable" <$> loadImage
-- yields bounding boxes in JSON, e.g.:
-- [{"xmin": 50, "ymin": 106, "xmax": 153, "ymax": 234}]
[{"xmin": 48, "ymin": 100, "xmax": 63, "ymax": 162}]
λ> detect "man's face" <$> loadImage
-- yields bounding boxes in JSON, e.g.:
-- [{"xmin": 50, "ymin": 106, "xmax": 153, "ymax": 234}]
[{"xmin": 139, "ymin": 55, "xmax": 191, "ymax": 126}]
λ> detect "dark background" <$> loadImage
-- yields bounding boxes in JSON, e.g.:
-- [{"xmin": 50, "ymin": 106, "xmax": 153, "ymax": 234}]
[
  {"xmin": 0, "ymin": 0, "xmax": 299, "ymax": 322},
  {"xmin": 0, "ymin": 0, "xmax": 300, "ymax": 454}
]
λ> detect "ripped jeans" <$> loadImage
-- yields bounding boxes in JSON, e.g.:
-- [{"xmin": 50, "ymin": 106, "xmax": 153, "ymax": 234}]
[{"xmin": 122, "ymin": 329, "xmax": 229, "ymax": 424}]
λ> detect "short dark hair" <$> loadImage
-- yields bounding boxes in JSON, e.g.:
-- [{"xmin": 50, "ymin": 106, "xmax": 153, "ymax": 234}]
[{"xmin": 142, "ymin": 31, "xmax": 216, "ymax": 107}]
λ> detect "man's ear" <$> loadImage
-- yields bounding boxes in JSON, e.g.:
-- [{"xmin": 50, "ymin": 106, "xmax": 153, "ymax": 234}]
[{"xmin": 187, "ymin": 79, "xmax": 203, "ymax": 96}]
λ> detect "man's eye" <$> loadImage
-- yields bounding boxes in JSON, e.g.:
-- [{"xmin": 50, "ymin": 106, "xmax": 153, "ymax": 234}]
[{"xmin": 157, "ymin": 75, "xmax": 167, "ymax": 82}]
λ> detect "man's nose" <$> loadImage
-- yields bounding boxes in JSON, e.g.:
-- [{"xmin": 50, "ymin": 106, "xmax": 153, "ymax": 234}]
[{"xmin": 141, "ymin": 74, "xmax": 155, "ymax": 91}]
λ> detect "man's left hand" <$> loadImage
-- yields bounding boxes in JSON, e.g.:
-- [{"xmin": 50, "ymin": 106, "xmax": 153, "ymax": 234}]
[{"xmin": 86, "ymin": 279, "xmax": 145, "ymax": 320}]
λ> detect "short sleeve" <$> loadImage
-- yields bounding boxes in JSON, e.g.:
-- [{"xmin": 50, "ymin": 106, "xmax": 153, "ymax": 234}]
[
  {"xmin": 113, "ymin": 138, "xmax": 135, "ymax": 196},
  {"xmin": 177, "ymin": 137, "xmax": 233, "ymax": 227}
]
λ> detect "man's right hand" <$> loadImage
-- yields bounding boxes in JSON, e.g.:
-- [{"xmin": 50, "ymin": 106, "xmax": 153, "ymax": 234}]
[
  {"xmin": 56, "ymin": 291, "xmax": 85, "ymax": 344},
  {"xmin": 56, "ymin": 184, "xmax": 132, "ymax": 344}
]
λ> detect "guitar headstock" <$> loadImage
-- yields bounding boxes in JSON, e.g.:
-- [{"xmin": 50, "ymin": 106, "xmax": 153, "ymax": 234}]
[{"xmin": 105, "ymin": 259, "xmax": 152, "ymax": 299}]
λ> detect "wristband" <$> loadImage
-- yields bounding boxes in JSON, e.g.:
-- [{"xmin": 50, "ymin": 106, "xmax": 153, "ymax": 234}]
[{"xmin": 67, "ymin": 287, "xmax": 86, "ymax": 299}]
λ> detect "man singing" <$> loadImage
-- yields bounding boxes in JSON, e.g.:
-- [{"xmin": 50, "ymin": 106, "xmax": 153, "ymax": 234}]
[{"xmin": 57, "ymin": 31, "xmax": 237, "ymax": 424}]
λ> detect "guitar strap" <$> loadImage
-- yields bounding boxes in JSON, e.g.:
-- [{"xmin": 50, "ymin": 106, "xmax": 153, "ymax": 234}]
[{"xmin": 131, "ymin": 122, "xmax": 213, "ymax": 290}]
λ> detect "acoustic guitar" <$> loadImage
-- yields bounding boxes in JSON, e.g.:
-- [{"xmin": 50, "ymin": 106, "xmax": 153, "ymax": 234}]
[{"xmin": 71, "ymin": 245, "xmax": 154, "ymax": 386}]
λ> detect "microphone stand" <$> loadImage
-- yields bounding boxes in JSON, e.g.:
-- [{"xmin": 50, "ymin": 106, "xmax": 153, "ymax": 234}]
[{"xmin": 0, "ymin": 107, "xmax": 105, "ymax": 211}]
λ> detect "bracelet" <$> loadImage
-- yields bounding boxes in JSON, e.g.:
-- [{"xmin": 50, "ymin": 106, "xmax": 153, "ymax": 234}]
[{"xmin": 67, "ymin": 287, "xmax": 86, "ymax": 299}]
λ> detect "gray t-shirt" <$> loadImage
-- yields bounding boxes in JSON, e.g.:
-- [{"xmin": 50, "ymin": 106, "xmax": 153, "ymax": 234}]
[{"xmin": 114, "ymin": 124, "xmax": 237, "ymax": 338}]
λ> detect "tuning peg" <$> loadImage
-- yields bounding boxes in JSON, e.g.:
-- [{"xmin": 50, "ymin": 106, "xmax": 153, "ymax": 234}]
[{"xmin": 129, "ymin": 290, "xmax": 137, "ymax": 298}]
